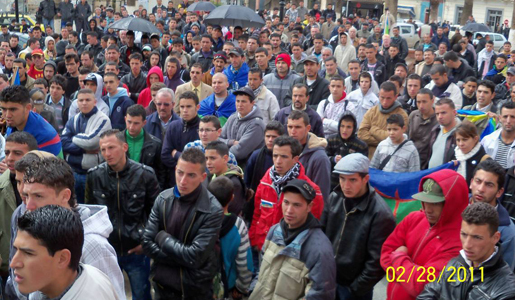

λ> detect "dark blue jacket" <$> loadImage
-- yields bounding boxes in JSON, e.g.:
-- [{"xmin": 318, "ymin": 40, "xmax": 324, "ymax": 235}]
[
  {"xmin": 161, "ymin": 116, "xmax": 200, "ymax": 187},
  {"xmin": 144, "ymin": 111, "xmax": 180, "ymax": 142},
  {"xmin": 431, "ymin": 34, "xmax": 450, "ymax": 49},
  {"xmin": 274, "ymin": 105, "xmax": 325, "ymax": 138},
  {"xmin": 102, "ymin": 89, "xmax": 134, "ymax": 130}
]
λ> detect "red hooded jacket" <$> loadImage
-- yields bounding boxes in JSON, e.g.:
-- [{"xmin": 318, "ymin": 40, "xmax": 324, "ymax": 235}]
[
  {"xmin": 380, "ymin": 169, "xmax": 469, "ymax": 300},
  {"xmin": 249, "ymin": 163, "xmax": 324, "ymax": 250},
  {"xmin": 137, "ymin": 66, "xmax": 164, "ymax": 108}
]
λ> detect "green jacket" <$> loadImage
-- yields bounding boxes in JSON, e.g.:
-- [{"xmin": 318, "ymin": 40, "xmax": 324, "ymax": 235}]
[{"xmin": 0, "ymin": 171, "xmax": 18, "ymax": 273}]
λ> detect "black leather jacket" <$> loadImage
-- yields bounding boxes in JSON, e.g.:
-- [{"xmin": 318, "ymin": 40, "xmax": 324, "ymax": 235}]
[
  {"xmin": 121, "ymin": 70, "xmax": 148, "ymax": 103},
  {"xmin": 85, "ymin": 159, "xmax": 161, "ymax": 255},
  {"xmin": 320, "ymin": 184, "xmax": 396, "ymax": 296},
  {"xmin": 142, "ymin": 186, "xmax": 223, "ymax": 297},
  {"xmin": 129, "ymin": 130, "xmax": 166, "ymax": 190},
  {"xmin": 417, "ymin": 247, "xmax": 515, "ymax": 299}
]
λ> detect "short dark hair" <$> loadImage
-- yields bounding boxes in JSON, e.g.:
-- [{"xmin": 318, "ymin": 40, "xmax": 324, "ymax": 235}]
[
  {"xmin": 24, "ymin": 157, "xmax": 76, "ymax": 208},
  {"xmin": 443, "ymin": 51, "xmax": 459, "ymax": 62},
  {"xmin": 205, "ymin": 140, "xmax": 229, "ymax": 157},
  {"xmin": 380, "ymin": 81, "xmax": 397, "ymax": 95},
  {"xmin": 330, "ymin": 75, "xmax": 345, "ymax": 84},
  {"xmin": 249, "ymin": 67, "xmax": 263, "ymax": 79},
  {"xmin": 255, "ymin": 47, "xmax": 268, "ymax": 56},
  {"xmin": 200, "ymin": 115, "xmax": 221, "ymax": 130},
  {"xmin": 179, "ymin": 147, "xmax": 206, "ymax": 171},
  {"xmin": 208, "ymin": 176, "xmax": 234, "ymax": 208},
  {"xmin": 126, "ymin": 104, "xmax": 147, "ymax": 120},
  {"xmin": 464, "ymin": 76, "xmax": 478, "ymax": 84},
  {"xmin": 86, "ymin": 31, "xmax": 98, "ymax": 38},
  {"xmin": 386, "ymin": 113, "xmax": 405, "ymax": 127},
  {"xmin": 462, "ymin": 202, "xmax": 499, "ymax": 236},
  {"xmin": 288, "ymin": 110, "xmax": 310, "ymax": 126},
  {"xmin": 99, "ymin": 129, "xmax": 126, "ymax": 143},
  {"xmin": 5, "ymin": 131, "xmax": 38, "ymax": 150},
  {"xmin": 501, "ymin": 100, "xmax": 515, "ymax": 114},
  {"xmin": 64, "ymin": 53, "xmax": 79, "ymax": 63},
  {"xmin": 178, "ymin": 91, "xmax": 199, "ymax": 105},
  {"xmin": 429, "ymin": 64, "xmax": 447, "ymax": 76},
  {"xmin": 14, "ymin": 151, "xmax": 47, "ymax": 173},
  {"xmin": 33, "ymin": 78, "xmax": 49, "ymax": 88},
  {"xmin": 473, "ymin": 159, "xmax": 505, "ymax": 190},
  {"xmin": 106, "ymin": 44, "xmax": 120, "ymax": 53},
  {"xmin": 49, "ymin": 74, "xmax": 67, "ymax": 90},
  {"xmin": 478, "ymin": 80, "xmax": 496, "ymax": 94},
  {"xmin": 0, "ymin": 85, "xmax": 31, "ymax": 105},
  {"xmin": 129, "ymin": 52, "xmax": 143, "ymax": 61},
  {"xmin": 18, "ymin": 205, "xmax": 84, "ymax": 270},
  {"xmin": 359, "ymin": 71, "xmax": 372, "ymax": 82},
  {"xmin": 104, "ymin": 72, "xmax": 119, "ymax": 81},
  {"xmin": 417, "ymin": 88, "xmax": 434, "ymax": 99},
  {"xmin": 273, "ymin": 135, "xmax": 302, "ymax": 157},
  {"xmin": 324, "ymin": 56, "xmax": 337, "ymax": 64},
  {"xmin": 292, "ymin": 83, "xmax": 308, "ymax": 96},
  {"xmin": 435, "ymin": 98, "xmax": 456, "ymax": 109},
  {"xmin": 265, "ymin": 120, "xmax": 285, "ymax": 135},
  {"xmin": 388, "ymin": 75, "xmax": 403, "ymax": 88},
  {"xmin": 13, "ymin": 58, "xmax": 27, "ymax": 68}
]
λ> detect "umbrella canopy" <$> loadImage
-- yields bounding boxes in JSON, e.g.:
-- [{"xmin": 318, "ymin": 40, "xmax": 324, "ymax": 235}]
[
  {"xmin": 203, "ymin": 5, "xmax": 265, "ymax": 28},
  {"xmin": 187, "ymin": 1, "xmax": 217, "ymax": 12},
  {"xmin": 108, "ymin": 17, "xmax": 161, "ymax": 34},
  {"xmin": 461, "ymin": 23, "xmax": 492, "ymax": 33}
]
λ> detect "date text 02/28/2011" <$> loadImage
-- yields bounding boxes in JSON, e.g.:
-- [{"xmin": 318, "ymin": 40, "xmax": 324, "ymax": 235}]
[{"xmin": 386, "ymin": 266, "xmax": 484, "ymax": 283}]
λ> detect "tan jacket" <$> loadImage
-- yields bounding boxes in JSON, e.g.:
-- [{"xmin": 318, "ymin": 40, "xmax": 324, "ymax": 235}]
[
  {"xmin": 0, "ymin": 171, "xmax": 18, "ymax": 274},
  {"xmin": 174, "ymin": 81, "xmax": 213, "ymax": 113},
  {"xmin": 357, "ymin": 104, "xmax": 409, "ymax": 159}
]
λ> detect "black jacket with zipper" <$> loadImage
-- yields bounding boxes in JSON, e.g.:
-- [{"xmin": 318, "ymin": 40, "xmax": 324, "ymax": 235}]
[
  {"xmin": 320, "ymin": 184, "xmax": 396, "ymax": 296},
  {"xmin": 142, "ymin": 185, "xmax": 223, "ymax": 297},
  {"xmin": 417, "ymin": 245, "xmax": 515, "ymax": 299},
  {"xmin": 85, "ymin": 159, "xmax": 161, "ymax": 255}
]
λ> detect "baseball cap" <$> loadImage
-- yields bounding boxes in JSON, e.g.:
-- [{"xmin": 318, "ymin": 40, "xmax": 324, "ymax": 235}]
[
  {"xmin": 507, "ymin": 67, "xmax": 515, "ymax": 75},
  {"xmin": 83, "ymin": 73, "xmax": 98, "ymax": 86},
  {"xmin": 32, "ymin": 49, "xmax": 44, "ymax": 57},
  {"xmin": 229, "ymin": 48, "xmax": 244, "ymax": 57},
  {"xmin": 282, "ymin": 179, "xmax": 316, "ymax": 203},
  {"xmin": 214, "ymin": 51, "xmax": 228, "ymax": 62},
  {"xmin": 412, "ymin": 178, "xmax": 445, "ymax": 203},
  {"xmin": 106, "ymin": 6, "xmax": 114, "ymax": 12},
  {"xmin": 142, "ymin": 44, "xmax": 152, "ymax": 51},
  {"xmin": 212, "ymin": 25, "xmax": 222, "ymax": 31},
  {"xmin": 333, "ymin": 153, "xmax": 369, "ymax": 175},
  {"xmin": 303, "ymin": 55, "xmax": 319, "ymax": 64},
  {"xmin": 233, "ymin": 86, "xmax": 255, "ymax": 101}
]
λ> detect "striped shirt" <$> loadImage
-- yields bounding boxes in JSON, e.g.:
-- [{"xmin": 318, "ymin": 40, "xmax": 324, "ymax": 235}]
[{"xmin": 497, "ymin": 136, "xmax": 511, "ymax": 169}]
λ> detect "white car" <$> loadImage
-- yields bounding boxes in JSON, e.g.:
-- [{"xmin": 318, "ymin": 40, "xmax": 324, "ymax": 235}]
[
  {"xmin": 472, "ymin": 32, "xmax": 507, "ymax": 50},
  {"xmin": 394, "ymin": 23, "xmax": 419, "ymax": 48}
]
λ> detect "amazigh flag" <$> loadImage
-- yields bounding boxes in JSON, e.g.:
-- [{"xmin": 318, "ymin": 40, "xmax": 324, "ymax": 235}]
[
  {"xmin": 384, "ymin": 11, "xmax": 390, "ymax": 35},
  {"xmin": 457, "ymin": 110, "xmax": 497, "ymax": 139},
  {"xmin": 369, "ymin": 162, "xmax": 457, "ymax": 223},
  {"xmin": 11, "ymin": 68, "xmax": 20, "ymax": 86}
]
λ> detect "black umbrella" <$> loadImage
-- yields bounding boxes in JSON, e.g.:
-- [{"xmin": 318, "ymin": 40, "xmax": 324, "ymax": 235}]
[
  {"xmin": 462, "ymin": 23, "xmax": 492, "ymax": 33},
  {"xmin": 187, "ymin": 1, "xmax": 217, "ymax": 12},
  {"xmin": 203, "ymin": 5, "xmax": 265, "ymax": 28},
  {"xmin": 108, "ymin": 17, "xmax": 161, "ymax": 34}
]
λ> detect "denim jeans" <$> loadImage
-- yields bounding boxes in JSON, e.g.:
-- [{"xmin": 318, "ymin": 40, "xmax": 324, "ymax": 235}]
[
  {"xmin": 337, "ymin": 284, "xmax": 373, "ymax": 300},
  {"xmin": 118, "ymin": 253, "xmax": 151, "ymax": 300},
  {"xmin": 74, "ymin": 173, "xmax": 86, "ymax": 204},
  {"xmin": 42, "ymin": 18, "xmax": 54, "ymax": 30}
]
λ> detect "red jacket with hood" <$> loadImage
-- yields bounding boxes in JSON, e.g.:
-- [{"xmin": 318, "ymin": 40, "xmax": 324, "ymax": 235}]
[
  {"xmin": 380, "ymin": 169, "xmax": 469, "ymax": 300},
  {"xmin": 137, "ymin": 66, "xmax": 164, "ymax": 108},
  {"xmin": 249, "ymin": 163, "xmax": 324, "ymax": 250}
]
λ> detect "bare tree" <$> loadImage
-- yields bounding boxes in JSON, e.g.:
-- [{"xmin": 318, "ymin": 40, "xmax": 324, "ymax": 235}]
[
  {"xmin": 460, "ymin": 0, "xmax": 473, "ymax": 25},
  {"xmin": 430, "ymin": 0, "xmax": 440, "ymax": 22},
  {"xmin": 388, "ymin": 0, "xmax": 398, "ymax": 23},
  {"xmin": 510, "ymin": 0, "xmax": 515, "ymax": 45}
]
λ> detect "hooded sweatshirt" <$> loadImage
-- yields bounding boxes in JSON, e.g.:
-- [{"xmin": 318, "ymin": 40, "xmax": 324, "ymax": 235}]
[
  {"xmin": 102, "ymin": 87, "xmax": 134, "ymax": 130},
  {"xmin": 380, "ymin": 169, "xmax": 469, "ymax": 300},
  {"xmin": 137, "ymin": 66, "xmax": 164, "ymax": 108},
  {"xmin": 316, "ymin": 92, "xmax": 353, "ymax": 136},
  {"xmin": 370, "ymin": 134, "xmax": 420, "ymax": 172},
  {"xmin": 326, "ymin": 112, "xmax": 368, "ymax": 189},
  {"xmin": 69, "ymin": 73, "xmax": 110, "ymax": 120},
  {"xmin": 299, "ymin": 132, "xmax": 332, "ymax": 202},
  {"xmin": 163, "ymin": 56, "xmax": 185, "ymax": 92},
  {"xmin": 220, "ymin": 106, "xmax": 266, "ymax": 162}
]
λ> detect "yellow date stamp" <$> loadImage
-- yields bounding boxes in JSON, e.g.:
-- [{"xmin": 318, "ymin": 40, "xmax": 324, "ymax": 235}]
[{"xmin": 386, "ymin": 266, "xmax": 484, "ymax": 283}]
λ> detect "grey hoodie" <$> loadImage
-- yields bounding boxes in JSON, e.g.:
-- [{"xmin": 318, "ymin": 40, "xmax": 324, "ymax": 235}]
[
  {"xmin": 299, "ymin": 132, "xmax": 332, "ymax": 202},
  {"xmin": 220, "ymin": 106, "xmax": 266, "ymax": 163},
  {"xmin": 68, "ymin": 73, "xmax": 110, "ymax": 120}
]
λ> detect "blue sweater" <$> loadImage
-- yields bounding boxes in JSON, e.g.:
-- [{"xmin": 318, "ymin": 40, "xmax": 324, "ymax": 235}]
[
  {"xmin": 102, "ymin": 88, "xmax": 134, "ymax": 130},
  {"xmin": 6, "ymin": 111, "xmax": 62, "ymax": 156}
]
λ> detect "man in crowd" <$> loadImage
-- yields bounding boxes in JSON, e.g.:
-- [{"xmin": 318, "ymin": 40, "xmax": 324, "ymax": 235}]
[
  {"xmin": 481, "ymin": 101, "xmax": 515, "ymax": 169},
  {"xmin": 121, "ymin": 53, "xmax": 147, "ymax": 104},
  {"xmin": 86, "ymin": 129, "xmax": 160, "ymax": 300},
  {"xmin": 322, "ymin": 153, "xmax": 396, "ymax": 300},
  {"xmin": 102, "ymin": 72, "xmax": 134, "ymax": 130},
  {"xmin": 381, "ymin": 169, "xmax": 469, "ymax": 299},
  {"xmin": 175, "ymin": 63, "xmax": 213, "ymax": 113},
  {"xmin": 418, "ymin": 202, "xmax": 515, "ymax": 299},
  {"xmin": 427, "ymin": 98, "xmax": 459, "ymax": 169},
  {"xmin": 198, "ymin": 73, "xmax": 236, "ymax": 127},
  {"xmin": 408, "ymin": 88, "xmax": 438, "ymax": 169},
  {"xmin": 144, "ymin": 85, "xmax": 179, "ymax": 141},
  {"xmin": 425, "ymin": 65, "xmax": 463, "ymax": 109},
  {"xmin": 285, "ymin": 55, "xmax": 330, "ymax": 108},
  {"xmin": 263, "ymin": 53, "xmax": 300, "ymax": 108},
  {"xmin": 142, "ymin": 148, "xmax": 223, "ymax": 299}
]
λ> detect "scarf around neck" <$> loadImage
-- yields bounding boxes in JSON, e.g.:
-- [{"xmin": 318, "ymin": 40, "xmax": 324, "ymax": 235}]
[
  {"xmin": 269, "ymin": 162, "xmax": 301, "ymax": 195},
  {"xmin": 455, "ymin": 142, "xmax": 482, "ymax": 179}
]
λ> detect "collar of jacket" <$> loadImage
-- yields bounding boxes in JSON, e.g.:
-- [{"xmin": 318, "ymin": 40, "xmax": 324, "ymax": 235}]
[
  {"xmin": 107, "ymin": 157, "xmax": 133, "ymax": 176},
  {"xmin": 183, "ymin": 115, "xmax": 200, "ymax": 128},
  {"xmin": 168, "ymin": 184, "xmax": 213, "ymax": 215},
  {"xmin": 457, "ymin": 243, "xmax": 503, "ymax": 270},
  {"xmin": 334, "ymin": 183, "xmax": 376, "ymax": 212}
]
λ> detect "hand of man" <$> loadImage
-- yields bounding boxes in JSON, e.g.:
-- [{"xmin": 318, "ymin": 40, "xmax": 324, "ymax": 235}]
[
  {"xmin": 128, "ymin": 245, "xmax": 144, "ymax": 255},
  {"xmin": 395, "ymin": 246, "xmax": 408, "ymax": 253},
  {"xmin": 0, "ymin": 161, "xmax": 8, "ymax": 174},
  {"xmin": 335, "ymin": 155, "xmax": 342, "ymax": 163},
  {"xmin": 172, "ymin": 149, "xmax": 177, "ymax": 157}
]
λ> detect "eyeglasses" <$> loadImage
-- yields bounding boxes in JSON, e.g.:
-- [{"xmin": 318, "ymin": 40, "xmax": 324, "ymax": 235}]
[
  {"xmin": 198, "ymin": 128, "xmax": 217, "ymax": 133},
  {"xmin": 155, "ymin": 102, "xmax": 171, "ymax": 107}
]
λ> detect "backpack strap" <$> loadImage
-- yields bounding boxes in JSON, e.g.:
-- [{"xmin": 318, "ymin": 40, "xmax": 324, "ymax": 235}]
[{"xmin": 378, "ymin": 139, "xmax": 410, "ymax": 171}]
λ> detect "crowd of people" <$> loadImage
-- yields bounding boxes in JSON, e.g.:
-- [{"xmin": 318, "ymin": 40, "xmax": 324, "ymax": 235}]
[{"xmin": 1, "ymin": 1, "xmax": 515, "ymax": 299}]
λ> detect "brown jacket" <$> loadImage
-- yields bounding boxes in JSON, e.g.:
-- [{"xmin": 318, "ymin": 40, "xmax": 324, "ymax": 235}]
[
  {"xmin": 408, "ymin": 110, "xmax": 438, "ymax": 169},
  {"xmin": 357, "ymin": 103, "xmax": 409, "ymax": 159}
]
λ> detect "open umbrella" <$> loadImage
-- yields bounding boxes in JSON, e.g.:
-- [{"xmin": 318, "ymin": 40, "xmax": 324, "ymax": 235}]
[
  {"xmin": 461, "ymin": 23, "xmax": 492, "ymax": 33},
  {"xmin": 187, "ymin": 1, "xmax": 217, "ymax": 12},
  {"xmin": 108, "ymin": 17, "xmax": 161, "ymax": 34},
  {"xmin": 203, "ymin": 5, "xmax": 265, "ymax": 28}
]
